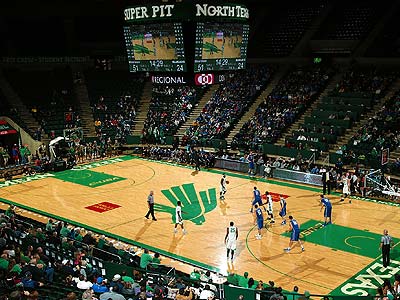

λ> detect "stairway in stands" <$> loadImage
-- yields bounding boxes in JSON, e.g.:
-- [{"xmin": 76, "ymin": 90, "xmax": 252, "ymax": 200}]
[
  {"xmin": 275, "ymin": 71, "xmax": 344, "ymax": 148},
  {"xmin": 131, "ymin": 80, "xmax": 153, "ymax": 136},
  {"xmin": 0, "ymin": 70, "xmax": 40, "ymax": 136},
  {"xmin": 317, "ymin": 78, "xmax": 400, "ymax": 166},
  {"xmin": 225, "ymin": 66, "xmax": 289, "ymax": 147},
  {"xmin": 74, "ymin": 78, "xmax": 97, "ymax": 137},
  {"xmin": 175, "ymin": 84, "xmax": 220, "ymax": 139}
]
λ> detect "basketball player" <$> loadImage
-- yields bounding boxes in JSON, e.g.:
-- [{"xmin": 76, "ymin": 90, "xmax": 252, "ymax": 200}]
[
  {"xmin": 220, "ymin": 174, "xmax": 227, "ymax": 200},
  {"xmin": 320, "ymin": 194, "xmax": 332, "ymax": 225},
  {"xmin": 225, "ymin": 221, "xmax": 238, "ymax": 261},
  {"xmin": 263, "ymin": 191, "xmax": 275, "ymax": 223},
  {"xmin": 284, "ymin": 216, "xmax": 305, "ymax": 253},
  {"xmin": 174, "ymin": 201, "xmax": 186, "ymax": 234},
  {"xmin": 340, "ymin": 173, "xmax": 352, "ymax": 203},
  {"xmin": 250, "ymin": 187, "xmax": 265, "ymax": 213},
  {"xmin": 248, "ymin": 152, "xmax": 255, "ymax": 177},
  {"xmin": 253, "ymin": 204, "xmax": 264, "ymax": 240},
  {"xmin": 279, "ymin": 195, "xmax": 287, "ymax": 225}
]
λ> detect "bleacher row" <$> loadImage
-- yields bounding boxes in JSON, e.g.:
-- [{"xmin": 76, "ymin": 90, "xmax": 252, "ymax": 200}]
[
  {"xmin": 1, "ymin": 205, "xmax": 327, "ymax": 300},
  {"xmin": 0, "ymin": 206, "xmax": 228, "ymax": 300}
]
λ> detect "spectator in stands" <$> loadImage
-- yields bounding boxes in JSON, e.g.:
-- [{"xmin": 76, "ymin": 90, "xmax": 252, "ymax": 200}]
[
  {"xmin": 92, "ymin": 277, "xmax": 109, "ymax": 293},
  {"xmin": 238, "ymin": 272, "xmax": 249, "ymax": 288},
  {"xmin": 75, "ymin": 274, "xmax": 93, "ymax": 290},
  {"xmin": 82, "ymin": 288, "xmax": 98, "ymax": 300},
  {"xmin": 99, "ymin": 284, "xmax": 126, "ymax": 300},
  {"xmin": 199, "ymin": 284, "xmax": 215, "ymax": 299},
  {"xmin": 21, "ymin": 271, "xmax": 44, "ymax": 289}
]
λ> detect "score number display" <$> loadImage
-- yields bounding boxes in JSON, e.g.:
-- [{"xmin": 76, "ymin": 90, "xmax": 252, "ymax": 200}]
[
  {"xmin": 123, "ymin": 22, "xmax": 186, "ymax": 72},
  {"xmin": 194, "ymin": 22, "xmax": 249, "ymax": 72}
]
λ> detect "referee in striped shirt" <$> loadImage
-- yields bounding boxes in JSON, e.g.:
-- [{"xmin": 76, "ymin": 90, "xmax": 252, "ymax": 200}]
[{"xmin": 380, "ymin": 229, "xmax": 394, "ymax": 267}]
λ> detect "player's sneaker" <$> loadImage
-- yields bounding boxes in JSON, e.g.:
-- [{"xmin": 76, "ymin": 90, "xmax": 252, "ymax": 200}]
[
  {"xmin": 270, "ymin": 220, "xmax": 275, "ymax": 224},
  {"xmin": 281, "ymin": 220, "xmax": 286, "ymax": 225},
  {"xmin": 301, "ymin": 247, "xmax": 305, "ymax": 252},
  {"xmin": 340, "ymin": 198, "xmax": 344, "ymax": 202},
  {"xmin": 284, "ymin": 248, "xmax": 290, "ymax": 252},
  {"xmin": 349, "ymin": 199, "xmax": 352, "ymax": 203}
]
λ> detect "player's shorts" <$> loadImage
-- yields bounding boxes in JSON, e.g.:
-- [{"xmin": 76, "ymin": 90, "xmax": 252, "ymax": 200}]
[
  {"xmin": 252, "ymin": 199, "xmax": 262, "ymax": 206},
  {"xmin": 279, "ymin": 208, "xmax": 286, "ymax": 217},
  {"xmin": 175, "ymin": 217, "xmax": 183, "ymax": 225},
  {"xmin": 257, "ymin": 218, "xmax": 264, "ymax": 230},
  {"xmin": 226, "ymin": 239, "xmax": 237, "ymax": 251},
  {"xmin": 291, "ymin": 230, "xmax": 300, "ymax": 241},
  {"xmin": 324, "ymin": 206, "xmax": 332, "ymax": 218},
  {"xmin": 249, "ymin": 162, "xmax": 255, "ymax": 170}
]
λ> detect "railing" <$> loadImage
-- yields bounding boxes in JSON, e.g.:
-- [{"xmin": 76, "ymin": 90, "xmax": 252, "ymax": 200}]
[{"xmin": 65, "ymin": 236, "xmax": 122, "ymax": 264}]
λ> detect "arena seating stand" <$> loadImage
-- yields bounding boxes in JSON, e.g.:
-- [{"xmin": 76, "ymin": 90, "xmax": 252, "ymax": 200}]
[
  {"xmin": 313, "ymin": 1, "xmax": 385, "ymax": 40},
  {"xmin": 84, "ymin": 70, "xmax": 145, "ymax": 141},
  {"xmin": 142, "ymin": 85, "xmax": 207, "ymax": 144},
  {"xmin": 296, "ymin": 68, "xmax": 396, "ymax": 164},
  {"xmin": 181, "ymin": 65, "xmax": 272, "ymax": 147},
  {"xmin": 341, "ymin": 89, "xmax": 400, "ymax": 168},
  {"xmin": 249, "ymin": 2, "xmax": 323, "ymax": 57},
  {"xmin": 3, "ymin": 67, "xmax": 77, "ymax": 138},
  {"xmin": 366, "ymin": 6, "xmax": 400, "ymax": 57},
  {"xmin": 231, "ymin": 65, "xmax": 333, "ymax": 153},
  {"xmin": 0, "ymin": 206, "xmax": 223, "ymax": 300}
]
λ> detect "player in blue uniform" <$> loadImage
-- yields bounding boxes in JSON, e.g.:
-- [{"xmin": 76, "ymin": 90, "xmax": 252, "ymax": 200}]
[
  {"xmin": 248, "ymin": 152, "xmax": 255, "ymax": 177},
  {"xmin": 250, "ymin": 186, "xmax": 265, "ymax": 213},
  {"xmin": 284, "ymin": 215, "xmax": 305, "ymax": 252},
  {"xmin": 279, "ymin": 195, "xmax": 287, "ymax": 225},
  {"xmin": 320, "ymin": 194, "xmax": 332, "ymax": 225},
  {"xmin": 253, "ymin": 204, "xmax": 264, "ymax": 240}
]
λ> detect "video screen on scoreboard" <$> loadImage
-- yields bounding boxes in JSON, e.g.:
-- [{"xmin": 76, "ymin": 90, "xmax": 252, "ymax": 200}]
[
  {"xmin": 123, "ymin": 23, "xmax": 186, "ymax": 72},
  {"xmin": 194, "ymin": 22, "xmax": 249, "ymax": 72}
]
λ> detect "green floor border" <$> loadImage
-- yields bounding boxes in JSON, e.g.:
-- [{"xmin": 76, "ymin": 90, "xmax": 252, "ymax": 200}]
[
  {"xmin": 0, "ymin": 197, "xmax": 220, "ymax": 273},
  {"xmin": 330, "ymin": 241, "xmax": 400, "ymax": 296}
]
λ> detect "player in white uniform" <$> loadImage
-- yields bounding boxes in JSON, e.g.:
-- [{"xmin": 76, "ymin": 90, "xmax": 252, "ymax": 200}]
[
  {"xmin": 340, "ymin": 173, "xmax": 351, "ymax": 203},
  {"xmin": 174, "ymin": 201, "xmax": 186, "ymax": 234},
  {"xmin": 264, "ymin": 191, "xmax": 275, "ymax": 223},
  {"xmin": 224, "ymin": 221, "xmax": 238, "ymax": 261},
  {"xmin": 220, "ymin": 174, "xmax": 227, "ymax": 200}
]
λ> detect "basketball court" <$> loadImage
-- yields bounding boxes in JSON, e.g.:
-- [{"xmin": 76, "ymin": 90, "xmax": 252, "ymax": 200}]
[{"xmin": 1, "ymin": 155, "xmax": 399, "ymax": 296}]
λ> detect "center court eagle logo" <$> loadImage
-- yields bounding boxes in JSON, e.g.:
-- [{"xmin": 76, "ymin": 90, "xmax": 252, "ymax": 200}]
[{"xmin": 154, "ymin": 183, "xmax": 217, "ymax": 225}]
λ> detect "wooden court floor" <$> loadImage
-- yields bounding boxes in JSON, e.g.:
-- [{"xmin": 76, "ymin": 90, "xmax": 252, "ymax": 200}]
[{"xmin": 1, "ymin": 155, "xmax": 399, "ymax": 295}]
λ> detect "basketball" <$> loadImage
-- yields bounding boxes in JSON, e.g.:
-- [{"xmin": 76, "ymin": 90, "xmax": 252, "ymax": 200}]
[{"xmin": 226, "ymin": 180, "xmax": 230, "ymax": 184}]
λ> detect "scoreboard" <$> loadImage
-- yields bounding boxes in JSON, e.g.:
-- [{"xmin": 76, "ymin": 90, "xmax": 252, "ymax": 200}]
[
  {"xmin": 194, "ymin": 22, "xmax": 249, "ymax": 72},
  {"xmin": 123, "ymin": 3, "xmax": 249, "ymax": 73}
]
